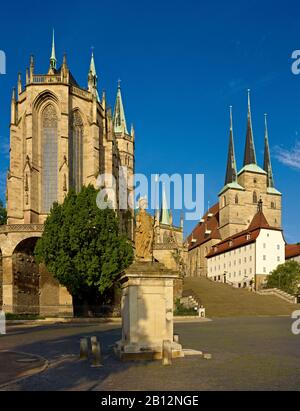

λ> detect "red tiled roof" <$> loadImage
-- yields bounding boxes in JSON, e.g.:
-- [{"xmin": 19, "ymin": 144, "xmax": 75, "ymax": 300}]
[
  {"xmin": 286, "ymin": 244, "xmax": 300, "ymax": 259},
  {"xmin": 187, "ymin": 203, "xmax": 220, "ymax": 251},
  {"xmin": 206, "ymin": 211, "xmax": 281, "ymax": 258}
]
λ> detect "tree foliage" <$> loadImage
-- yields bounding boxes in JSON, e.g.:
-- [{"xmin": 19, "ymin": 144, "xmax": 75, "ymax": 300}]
[
  {"xmin": 266, "ymin": 260, "xmax": 300, "ymax": 295},
  {"xmin": 35, "ymin": 186, "xmax": 134, "ymax": 299},
  {"xmin": 0, "ymin": 200, "xmax": 7, "ymax": 225}
]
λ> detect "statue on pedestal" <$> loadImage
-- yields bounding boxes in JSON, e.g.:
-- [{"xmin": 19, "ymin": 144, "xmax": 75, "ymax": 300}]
[{"xmin": 135, "ymin": 198, "xmax": 154, "ymax": 261}]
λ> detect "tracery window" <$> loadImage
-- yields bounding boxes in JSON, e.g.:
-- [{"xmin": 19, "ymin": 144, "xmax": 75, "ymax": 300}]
[
  {"xmin": 70, "ymin": 111, "xmax": 83, "ymax": 192},
  {"xmin": 42, "ymin": 105, "xmax": 58, "ymax": 212}
]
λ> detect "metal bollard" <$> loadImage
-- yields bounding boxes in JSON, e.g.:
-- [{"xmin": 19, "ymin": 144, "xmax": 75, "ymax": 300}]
[
  {"xmin": 91, "ymin": 339, "xmax": 103, "ymax": 368},
  {"xmin": 162, "ymin": 340, "xmax": 172, "ymax": 366},
  {"xmin": 79, "ymin": 338, "xmax": 89, "ymax": 360}
]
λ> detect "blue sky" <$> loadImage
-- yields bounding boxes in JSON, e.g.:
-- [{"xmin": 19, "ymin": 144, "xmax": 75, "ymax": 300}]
[{"xmin": 0, "ymin": 0, "xmax": 300, "ymax": 241}]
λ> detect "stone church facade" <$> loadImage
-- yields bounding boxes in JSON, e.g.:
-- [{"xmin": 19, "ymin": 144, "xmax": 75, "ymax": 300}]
[
  {"xmin": 187, "ymin": 91, "xmax": 282, "ymax": 289},
  {"xmin": 0, "ymin": 33, "xmax": 135, "ymax": 315}
]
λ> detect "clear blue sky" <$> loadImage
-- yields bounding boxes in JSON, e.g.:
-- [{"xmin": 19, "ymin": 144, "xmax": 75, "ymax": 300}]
[{"xmin": 0, "ymin": 0, "xmax": 300, "ymax": 242}]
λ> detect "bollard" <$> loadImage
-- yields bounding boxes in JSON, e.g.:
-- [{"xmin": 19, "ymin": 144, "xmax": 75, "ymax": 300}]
[
  {"xmin": 173, "ymin": 334, "xmax": 180, "ymax": 344},
  {"xmin": 91, "ymin": 340, "xmax": 103, "ymax": 368},
  {"xmin": 79, "ymin": 338, "xmax": 89, "ymax": 360},
  {"xmin": 162, "ymin": 340, "xmax": 172, "ymax": 366}
]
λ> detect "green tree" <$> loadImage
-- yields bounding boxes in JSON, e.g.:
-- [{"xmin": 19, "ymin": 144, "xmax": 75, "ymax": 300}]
[
  {"xmin": 0, "ymin": 200, "xmax": 7, "ymax": 225},
  {"xmin": 267, "ymin": 260, "xmax": 300, "ymax": 295},
  {"xmin": 35, "ymin": 185, "xmax": 134, "ymax": 305}
]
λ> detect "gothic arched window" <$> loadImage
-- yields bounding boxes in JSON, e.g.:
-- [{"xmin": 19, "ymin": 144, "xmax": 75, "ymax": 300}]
[
  {"xmin": 235, "ymin": 194, "xmax": 239, "ymax": 204},
  {"xmin": 70, "ymin": 111, "xmax": 83, "ymax": 192},
  {"xmin": 253, "ymin": 191, "xmax": 258, "ymax": 204},
  {"xmin": 42, "ymin": 104, "xmax": 58, "ymax": 212}
]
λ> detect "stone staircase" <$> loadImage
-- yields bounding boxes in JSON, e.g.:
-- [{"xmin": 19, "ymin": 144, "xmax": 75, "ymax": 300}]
[
  {"xmin": 257, "ymin": 288, "xmax": 297, "ymax": 304},
  {"xmin": 180, "ymin": 289, "xmax": 202, "ymax": 310}
]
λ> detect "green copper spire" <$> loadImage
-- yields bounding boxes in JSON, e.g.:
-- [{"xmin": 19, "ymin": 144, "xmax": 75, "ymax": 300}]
[
  {"xmin": 225, "ymin": 106, "xmax": 238, "ymax": 185},
  {"xmin": 263, "ymin": 114, "xmax": 275, "ymax": 188},
  {"xmin": 113, "ymin": 80, "xmax": 128, "ymax": 134},
  {"xmin": 89, "ymin": 51, "xmax": 97, "ymax": 77},
  {"xmin": 160, "ymin": 184, "xmax": 171, "ymax": 226},
  {"xmin": 243, "ymin": 89, "xmax": 257, "ymax": 166},
  {"xmin": 50, "ymin": 29, "xmax": 57, "ymax": 70}
]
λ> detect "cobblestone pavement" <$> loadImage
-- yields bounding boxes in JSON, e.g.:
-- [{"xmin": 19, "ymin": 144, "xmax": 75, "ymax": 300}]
[{"xmin": 0, "ymin": 316, "xmax": 299, "ymax": 391}]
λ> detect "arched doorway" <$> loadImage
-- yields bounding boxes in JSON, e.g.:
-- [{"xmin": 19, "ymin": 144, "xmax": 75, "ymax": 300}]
[{"xmin": 12, "ymin": 238, "xmax": 40, "ymax": 315}]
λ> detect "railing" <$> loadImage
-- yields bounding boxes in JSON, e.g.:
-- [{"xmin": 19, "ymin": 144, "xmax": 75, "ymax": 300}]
[
  {"xmin": 0, "ymin": 224, "xmax": 44, "ymax": 233},
  {"xmin": 32, "ymin": 75, "xmax": 62, "ymax": 84},
  {"xmin": 257, "ymin": 288, "xmax": 297, "ymax": 304},
  {"xmin": 71, "ymin": 86, "xmax": 92, "ymax": 100}
]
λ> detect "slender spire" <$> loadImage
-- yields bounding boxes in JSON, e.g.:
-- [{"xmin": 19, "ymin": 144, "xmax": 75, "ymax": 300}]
[
  {"xmin": 89, "ymin": 51, "xmax": 97, "ymax": 77},
  {"xmin": 243, "ymin": 89, "xmax": 257, "ymax": 166},
  {"xmin": 18, "ymin": 72, "xmax": 22, "ymax": 95},
  {"xmin": 113, "ymin": 80, "xmax": 128, "ymax": 134},
  {"xmin": 50, "ymin": 29, "xmax": 57, "ymax": 70},
  {"xmin": 263, "ymin": 114, "xmax": 275, "ymax": 188},
  {"xmin": 160, "ymin": 184, "xmax": 171, "ymax": 226},
  {"xmin": 225, "ymin": 106, "xmax": 238, "ymax": 185}
]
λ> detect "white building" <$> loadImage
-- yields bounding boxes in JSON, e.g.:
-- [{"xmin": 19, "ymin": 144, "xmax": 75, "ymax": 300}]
[{"xmin": 206, "ymin": 204, "xmax": 285, "ymax": 290}]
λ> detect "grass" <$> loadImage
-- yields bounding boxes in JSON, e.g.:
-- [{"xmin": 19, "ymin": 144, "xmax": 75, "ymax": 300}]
[{"xmin": 184, "ymin": 277, "xmax": 299, "ymax": 318}]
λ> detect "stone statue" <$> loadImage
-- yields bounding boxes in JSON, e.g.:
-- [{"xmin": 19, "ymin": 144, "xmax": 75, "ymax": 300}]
[{"xmin": 135, "ymin": 198, "xmax": 154, "ymax": 261}]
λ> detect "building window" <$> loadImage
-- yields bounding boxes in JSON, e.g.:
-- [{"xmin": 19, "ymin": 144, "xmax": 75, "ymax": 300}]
[
  {"xmin": 222, "ymin": 196, "xmax": 227, "ymax": 207},
  {"xmin": 263, "ymin": 267, "xmax": 267, "ymax": 273},
  {"xmin": 277, "ymin": 256, "xmax": 280, "ymax": 262},
  {"xmin": 263, "ymin": 243, "xmax": 266, "ymax": 249},
  {"xmin": 253, "ymin": 191, "xmax": 258, "ymax": 204},
  {"xmin": 271, "ymin": 202, "xmax": 276, "ymax": 209},
  {"xmin": 70, "ymin": 111, "xmax": 83, "ymax": 193},
  {"xmin": 277, "ymin": 245, "xmax": 280, "ymax": 250},
  {"xmin": 235, "ymin": 195, "xmax": 239, "ymax": 204},
  {"xmin": 42, "ymin": 104, "xmax": 58, "ymax": 213},
  {"xmin": 263, "ymin": 255, "xmax": 266, "ymax": 261}
]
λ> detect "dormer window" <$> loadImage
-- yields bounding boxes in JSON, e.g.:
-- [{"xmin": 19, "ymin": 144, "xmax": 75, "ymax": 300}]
[
  {"xmin": 246, "ymin": 234, "xmax": 251, "ymax": 241},
  {"xmin": 229, "ymin": 240, "xmax": 233, "ymax": 247}
]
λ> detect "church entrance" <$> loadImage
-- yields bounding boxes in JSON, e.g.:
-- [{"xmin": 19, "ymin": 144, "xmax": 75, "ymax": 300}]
[{"xmin": 12, "ymin": 238, "xmax": 40, "ymax": 315}]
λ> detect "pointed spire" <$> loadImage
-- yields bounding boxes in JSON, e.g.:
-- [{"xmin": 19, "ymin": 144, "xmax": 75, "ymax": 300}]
[
  {"xmin": 50, "ymin": 29, "xmax": 57, "ymax": 70},
  {"xmin": 89, "ymin": 51, "xmax": 97, "ymax": 77},
  {"xmin": 225, "ymin": 106, "xmax": 238, "ymax": 185},
  {"xmin": 263, "ymin": 114, "xmax": 275, "ymax": 188},
  {"xmin": 131, "ymin": 123, "xmax": 135, "ymax": 139},
  {"xmin": 160, "ymin": 184, "xmax": 171, "ymax": 226},
  {"xmin": 18, "ymin": 72, "xmax": 22, "ymax": 95},
  {"xmin": 11, "ymin": 88, "xmax": 16, "ymax": 125},
  {"xmin": 102, "ymin": 90, "xmax": 106, "ymax": 110},
  {"xmin": 113, "ymin": 80, "xmax": 128, "ymax": 134},
  {"xmin": 243, "ymin": 89, "xmax": 257, "ymax": 166}
]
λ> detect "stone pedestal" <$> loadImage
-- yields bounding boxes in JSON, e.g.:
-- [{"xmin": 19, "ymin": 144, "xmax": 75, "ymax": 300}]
[{"xmin": 115, "ymin": 261, "xmax": 184, "ymax": 360}]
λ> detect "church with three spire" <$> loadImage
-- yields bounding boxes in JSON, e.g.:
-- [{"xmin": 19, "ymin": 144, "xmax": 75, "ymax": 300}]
[
  {"xmin": 187, "ymin": 90, "xmax": 283, "ymax": 290},
  {"xmin": 0, "ymin": 32, "xmax": 135, "ymax": 315}
]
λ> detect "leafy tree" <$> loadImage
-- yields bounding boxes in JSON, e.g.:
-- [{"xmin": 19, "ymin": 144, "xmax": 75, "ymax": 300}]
[
  {"xmin": 0, "ymin": 200, "xmax": 7, "ymax": 225},
  {"xmin": 266, "ymin": 260, "xmax": 300, "ymax": 295},
  {"xmin": 35, "ymin": 186, "xmax": 134, "ymax": 303}
]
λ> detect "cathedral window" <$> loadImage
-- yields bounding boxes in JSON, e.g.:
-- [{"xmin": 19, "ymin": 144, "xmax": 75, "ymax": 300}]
[
  {"xmin": 271, "ymin": 202, "xmax": 276, "ymax": 209},
  {"xmin": 235, "ymin": 194, "xmax": 239, "ymax": 204},
  {"xmin": 42, "ymin": 104, "xmax": 58, "ymax": 212},
  {"xmin": 70, "ymin": 111, "xmax": 83, "ymax": 192},
  {"xmin": 253, "ymin": 191, "xmax": 258, "ymax": 204}
]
